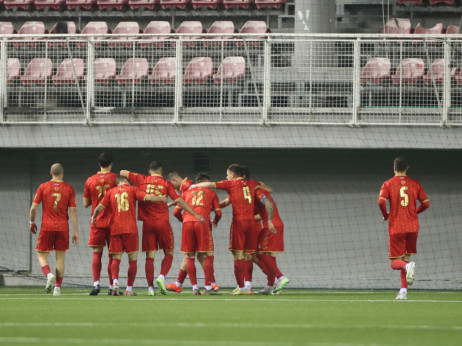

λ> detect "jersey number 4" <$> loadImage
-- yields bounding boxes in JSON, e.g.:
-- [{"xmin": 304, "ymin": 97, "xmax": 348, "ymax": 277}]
[
  {"xmin": 243, "ymin": 186, "xmax": 252, "ymax": 204},
  {"xmin": 400, "ymin": 186, "xmax": 409, "ymax": 207}
]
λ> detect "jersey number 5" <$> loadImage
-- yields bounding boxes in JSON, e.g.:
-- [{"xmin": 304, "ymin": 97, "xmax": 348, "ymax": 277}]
[
  {"xmin": 243, "ymin": 186, "xmax": 252, "ymax": 204},
  {"xmin": 115, "ymin": 192, "xmax": 129, "ymax": 212},
  {"xmin": 400, "ymin": 186, "xmax": 409, "ymax": 207}
]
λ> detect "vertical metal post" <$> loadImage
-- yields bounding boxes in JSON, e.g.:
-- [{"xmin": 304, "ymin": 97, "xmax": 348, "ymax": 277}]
[
  {"xmin": 0, "ymin": 39, "xmax": 6, "ymax": 124},
  {"xmin": 86, "ymin": 38, "xmax": 95, "ymax": 125},
  {"xmin": 173, "ymin": 38, "xmax": 183, "ymax": 125},
  {"xmin": 351, "ymin": 38, "xmax": 361, "ymax": 126},
  {"xmin": 442, "ymin": 39, "xmax": 451, "ymax": 127},
  {"xmin": 44, "ymin": 43, "xmax": 49, "ymax": 119},
  {"xmin": 262, "ymin": 39, "xmax": 271, "ymax": 125},
  {"xmin": 131, "ymin": 41, "xmax": 136, "ymax": 114},
  {"xmin": 398, "ymin": 41, "xmax": 403, "ymax": 123},
  {"xmin": 219, "ymin": 42, "xmax": 224, "ymax": 122}
]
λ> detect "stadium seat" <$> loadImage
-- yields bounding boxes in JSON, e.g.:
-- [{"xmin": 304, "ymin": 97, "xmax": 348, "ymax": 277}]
[
  {"xmin": 116, "ymin": 58, "xmax": 149, "ymax": 85},
  {"xmin": 140, "ymin": 21, "xmax": 171, "ymax": 48},
  {"xmin": 0, "ymin": 22, "xmax": 14, "ymax": 35},
  {"xmin": 93, "ymin": 58, "xmax": 116, "ymax": 84},
  {"xmin": 423, "ymin": 59, "xmax": 456, "ymax": 85},
  {"xmin": 14, "ymin": 22, "xmax": 46, "ymax": 48},
  {"xmin": 4, "ymin": 0, "xmax": 34, "ymax": 10},
  {"xmin": 183, "ymin": 57, "xmax": 213, "ymax": 84},
  {"xmin": 128, "ymin": 0, "xmax": 158, "ymax": 9},
  {"xmin": 429, "ymin": 0, "xmax": 454, "ymax": 4},
  {"xmin": 160, "ymin": 0, "xmax": 190, "ymax": 9},
  {"xmin": 108, "ymin": 22, "xmax": 140, "ymax": 48},
  {"xmin": 213, "ymin": 56, "xmax": 245, "ymax": 84},
  {"xmin": 255, "ymin": 0, "xmax": 286, "ymax": 9},
  {"xmin": 7, "ymin": 58, "xmax": 21, "ymax": 84},
  {"xmin": 360, "ymin": 57, "xmax": 391, "ymax": 84},
  {"xmin": 149, "ymin": 57, "xmax": 176, "ymax": 84},
  {"xmin": 97, "ymin": 0, "xmax": 128, "ymax": 10},
  {"xmin": 223, "ymin": 0, "xmax": 253, "ymax": 9},
  {"xmin": 34, "ymin": 0, "xmax": 65, "ymax": 10},
  {"xmin": 176, "ymin": 21, "xmax": 203, "ymax": 47},
  {"xmin": 20, "ymin": 58, "xmax": 53, "ymax": 85},
  {"xmin": 381, "ymin": 18, "xmax": 411, "ymax": 35},
  {"xmin": 414, "ymin": 23, "xmax": 443, "ymax": 35},
  {"xmin": 48, "ymin": 22, "xmax": 77, "ymax": 48},
  {"xmin": 52, "ymin": 58, "xmax": 85, "ymax": 85},
  {"xmin": 397, "ymin": 0, "xmax": 422, "ymax": 4},
  {"xmin": 204, "ymin": 21, "xmax": 235, "ymax": 47},
  {"xmin": 77, "ymin": 22, "xmax": 108, "ymax": 48},
  {"xmin": 191, "ymin": 0, "xmax": 222, "ymax": 9},
  {"xmin": 391, "ymin": 58, "xmax": 424, "ymax": 84},
  {"xmin": 446, "ymin": 25, "xmax": 460, "ymax": 34},
  {"xmin": 237, "ymin": 21, "xmax": 267, "ymax": 46},
  {"xmin": 66, "ymin": 0, "xmax": 96, "ymax": 9}
]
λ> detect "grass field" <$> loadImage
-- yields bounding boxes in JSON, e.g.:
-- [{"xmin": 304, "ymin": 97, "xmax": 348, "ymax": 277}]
[{"xmin": 0, "ymin": 287, "xmax": 461, "ymax": 345}]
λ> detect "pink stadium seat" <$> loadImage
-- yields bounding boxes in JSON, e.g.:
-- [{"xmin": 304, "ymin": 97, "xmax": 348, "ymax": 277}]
[
  {"xmin": 223, "ymin": 0, "xmax": 253, "ymax": 9},
  {"xmin": 360, "ymin": 57, "xmax": 391, "ymax": 84},
  {"xmin": 66, "ymin": 0, "xmax": 96, "ymax": 9},
  {"xmin": 7, "ymin": 58, "xmax": 21, "ymax": 84},
  {"xmin": 48, "ymin": 22, "xmax": 77, "ymax": 48},
  {"xmin": 255, "ymin": 0, "xmax": 286, "ymax": 9},
  {"xmin": 93, "ymin": 58, "xmax": 116, "ymax": 85},
  {"xmin": 191, "ymin": 0, "xmax": 222, "ymax": 9},
  {"xmin": 213, "ymin": 56, "xmax": 245, "ymax": 84},
  {"xmin": 34, "ymin": 0, "xmax": 65, "ymax": 10},
  {"xmin": 116, "ymin": 58, "xmax": 149, "ymax": 85},
  {"xmin": 423, "ymin": 59, "xmax": 456, "ymax": 85},
  {"xmin": 204, "ymin": 21, "xmax": 235, "ymax": 47},
  {"xmin": 183, "ymin": 57, "xmax": 213, "ymax": 84},
  {"xmin": 108, "ymin": 22, "xmax": 140, "ymax": 48},
  {"xmin": 52, "ymin": 58, "xmax": 85, "ymax": 85},
  {"xmin": 176, "ymin": 21, "xmax": 203, "ymax": 48},
  {"xmin": 128, "ymin": 0, "xmax": 158, "ymax": 9},
  {"xmin": 160, "ymin": 0, "xmax": 190, "ymax": 9},
  {"xmin": 4, "ymin": 0, "xmax": 34, "ymax": 10},
  {"xmin": 97, "ymin": 0, "xmax": 128, "ymax": 10},
  {"xmin": 149, "ymin": 57, "xmax": 176, "ymax": 84},
  {"xmin": 414, "ymin": 23, "xmax": 443, "ymax": 35},
  {"xmin": 0, "ymin": 22, "xmax": 14, "ymax": 35},
  {"xmin": 429, "ymin": 0, "xmax": 454, "ymax": 4},
  {"xmin": 20, "ymin": 58, "xmax": 53, "ymax": 85},
  {"xmin": 237, "ymin": 20, "xmax": 267, "ymax": 46},
  {"xmin": 77, "ymin": 22, "xmax": 108, "ymax": 48},
  {"xmin": 140, "ymin": 21, "xmax": 171, "ymax": 48},
  {"xmin": 391, "ymin": 58, "xmax": 424, "ymax": 84},
  {"xmin": 382, "ymin": 18, "xmax": 411, "ymax": 35},
  {"xmin": 446, "ymin": 25, "xmax": 460, "ymax": 34},
  {"xmin": 397, "ymin": 0, "xmax": 422, "ymax": 4},
  {"xmin": 14, "ymin": 22, "xmax": 46, "ymax": 48}
]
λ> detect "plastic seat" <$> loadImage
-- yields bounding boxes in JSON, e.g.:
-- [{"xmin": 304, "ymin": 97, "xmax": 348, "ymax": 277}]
[
  {"xmin": 77, "ymin": 22, "xmax": 108, "ymax": 48},
  {"xmin": 4, "ymin": 0, "xmax": 34, "ymax": 10},
  {"xmin": 34, "ymin": 0, "xmax": 65, "ymax": 10},
  {"xmin": 255, "ymin": 0, "xmax": 286, "ymax": 9},
  {"xmin": 116, "ymin": 58, "xmax": 149, "ymax": 85},
  {"xmin": 191, "ymin": 0, "xmax": 222, "ymax": 9},
  {"xmin": 14, "ymin": 22, "xmax": 46, "ymax": 48},
  {"xmin": 160, "ymin": 0, "xmax": 190, "ymax": 9},
  {"xmin": 20, "ymin": 58, "xmax": 53, "ymax": 85},
  {"xmin": 128, "ymin": 0, "xmax": 158, "ymax": 9},
  {"xmin": 446, "ymin": 25, "xmax": 460, "ymax": 34},
  {"xmin": 7, "ymin": 58, "xmax": 21, "ymax": 84},
  {"xmin": 360, "ymin": 57, "xmax": 391, "ymax": 84},
  {"xmin": 48, "ymin": 22, "xmax": 77, "ymax": 48},
  {"xmin": 149, "ymin": 57, "xmax": 176, "ymax": 84},
  {"xmin": 204, "ymin": 21, "xmax": 235, "ymax": 47},
  {"xmin": 414, "ymin": 23, "xmax": 443, "ymax": 35},
  {"xmin": 52, "ymin": 58, "xmax": 85, "ymax": 85},
  {"xmin": 223, "ymin": 0, "xmax": 253, "ymax": 9},
  {"xmin": 213, "ymin": 56, "xmax": 245, "ymax": 84},
  {"xmin": 97, "ymin": 0, "xmax": 128, "ymax": 10},
  {"xmin": 397, "ymin": 0, "xmax": 422, "ymax": 4},
  {"xmin": 0, "ymin": 22, "xmax": 14, "ymax": 35},
  {"xmin": 237, "ymin": 21, "xmax": 267, "ymax": 46},
  {"xmin": 184, "ymin": 57, "xmax": 213, "ymax": 84},
  {"xmin": 423, "ymin": 59, "xmax": 456, "ymax": 85},
  {"xmin": 391, "ymin": 58, "xmax": 425, "ymax": 84},
  {"xmin": 429, "ymin": 0, "xmax": 454, "ymax": 4},
  {"xmin": 108, "ymin": 22, "xmax": 140, "ymax": 48},
  {"xmin": 176, "ymin": 21, "xmax": 203, "ymax": 47},
  {"xmin": 93, "ymin": 58, "xmax": 116, "ymax": 85},
  {"xmin": 140, "ymin": 21, "xmax": 171, "ymax": 48},
  {"xmin": 66, "ymin": 0, "xmax": 96, "ymax": 9},
  {"xmin": 381, "ymin": 18, "xmax": 411, "ymax": 35}
]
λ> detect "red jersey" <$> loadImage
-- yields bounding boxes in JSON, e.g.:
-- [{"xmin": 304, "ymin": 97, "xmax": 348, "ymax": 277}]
[
  {"xmin": 179, "ymin": 177, "xmax": 194, "ymax": 194},
  {"xmin": 32, "ymin": 181, "xmax": 76, "ymax": 232},
  {"xmin": 215, "ymin": 178, "xmax": 260, "ymax": 221},
  {"xmin": 83, "ymin": 172, "xmax": 117, "ymax": 228},
  {"xmin": 178, "ymin": 187, "xmax": 221, "ymax": 223},
  {"xmin": 255, "ymin": 188, "xmax": 283, "ymax": 227},
  {"xmin": 128, "ymin": 172, "xmax": 180, "ymax": 221},
  {"xmin": 100, "ymin": 184, "xmax": 147, "ymax": 235},
  {"xmin": 379, "ymin": 176, "xmax": 428, "ymax": 235}
]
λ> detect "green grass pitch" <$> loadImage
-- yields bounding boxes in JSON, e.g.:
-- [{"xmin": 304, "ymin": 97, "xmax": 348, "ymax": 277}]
[{"xmin": 0, "ymin": 287, "xmax": 461, "ymax": 345}]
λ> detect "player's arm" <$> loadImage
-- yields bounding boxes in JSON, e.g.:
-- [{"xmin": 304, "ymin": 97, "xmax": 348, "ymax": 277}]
[
  {"xmin": 83, "ymin": 182, "xmax": 91, "ymax": 208},
  {"xmin": 92, "ymin": 203, "xmax": 105, "ymax": 226},
  {"xmin": 120, "ymin": 170, "xmax": 130, "ymax": 178},
  {"xmin": 145, "ymin": 194, "xmax": 168, "ymax": 203},
  {"xmin": 70, "ymin": 207, "xmax": 79, "ymax": 246},
  {"xmin": 256, "ymin": 182, "xmax": 273, "ymax": 194},
  {"xmin": 167, "ymin": 201, "xmax": 176, "ymax": 208},
  {"xmin": 175, "ymin": 197, "xmax": 205, "ymax": 223},
  {"xmin": 211, "ymin": 195, "xmax": 222, "ymax": 228},
  {"xmin": 219, "ymin": 197, "xmax": 231, "ymax": 209},
  {"xmin": 83, "ymin": 197, "xmax": 91, "ymax": 208},
  {"xmin": 255, "ymin": 214, "xmax": 262, "ymax": 221},
  {"xmin": 29, "ymin": 203, "xmax": 39, "ymax": 234},
  {"xmin": 193, "ymin": 182, "xmax": 216, "ymax": 189},
  {"xmin": 417, "ymin": 199, "xmax": 430, "ymax": 214},
  {"xmin": 173, "ymin": 205, "xmax": 184, "ymax": 223},
  {"xmin": 378, "ymin": 197, "xmax": 389, "ymax": 220},
  {"xmin": 262, "ymin": 198, "xmax": 277, "ymax": 234}
]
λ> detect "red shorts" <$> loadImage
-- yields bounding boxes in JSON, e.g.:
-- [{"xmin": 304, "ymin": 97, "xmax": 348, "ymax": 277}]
[
  {"xmin": 142, "ymin": 219, "xmax": 174, "ymax": 252},
  {"xmin": 244, "ymin": 221, "xmax": 263, "ymax": 254},
  {"xmin": 229, "ymin": 219, "xmax": 255, "ymax": 252},
  {"xmin": 109, "ymin": 233, "xmax": 139, "ymax": 254},
  {"xmin": 88, "ymin": 226, "xmax": 110, "ymax": 248},
  {"xmin": 389, "ymin": 232, "xmax": 418, "ymax": 258},
  {"xmin": 258, "ymin": 223, "xmax": 284, "ymax": 253},
  {"xmin": 36, "ymin": 230, "xmax": 69, "ymax": 252},
  {"xmin": 181, "ymin": 221, "xmax": 214, "ymax": 253}
]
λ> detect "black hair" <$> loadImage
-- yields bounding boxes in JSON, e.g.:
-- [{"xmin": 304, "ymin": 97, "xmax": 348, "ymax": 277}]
[
  {"xmin": 394, "ymin": 157, "xmax": 409, "ymax": 172},
  {"xmin": 195, "ymin": 172, "xmax": 210, "ymax": 183},
  {"xmin": 98, "ymin": 152, "xmax": 113, "ymax": 168},
  {"xmin": 149, "ymin": 161, "xmax": 162, "ymax": 171}
]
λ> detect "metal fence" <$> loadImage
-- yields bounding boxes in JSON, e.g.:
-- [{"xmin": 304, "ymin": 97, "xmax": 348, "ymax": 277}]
[{"xmin": 1, "ymin": 33, "xmax": 462, "ymax": 126}]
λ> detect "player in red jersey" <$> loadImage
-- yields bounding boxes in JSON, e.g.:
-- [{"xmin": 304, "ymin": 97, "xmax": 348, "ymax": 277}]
[
  {"xmin": 120, "ymin": 162, "xmax": 204, "ymax": 296},
  {"xmin": 172, "ymin": 173, "xmax": 222, "ymax": 295},
  {"xmin": 378, "ymin": 157, "xmax": 430, "ymax": 300},
  {"xmin": 29, "ymin": 163, "xmax": 79, "ymax": 296},
  {"xmin": 92, "ymin": 175, "xmax": 167, "ymax": 296},
  {"xmin": 83, "ymin": 152, "xmax": 117, "ymax": 296}
]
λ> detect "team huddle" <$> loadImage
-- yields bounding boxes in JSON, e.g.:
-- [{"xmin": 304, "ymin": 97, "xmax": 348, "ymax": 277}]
[{"xmin": 29, "ymin": 153, "xmax": 289, "ymax": 296}]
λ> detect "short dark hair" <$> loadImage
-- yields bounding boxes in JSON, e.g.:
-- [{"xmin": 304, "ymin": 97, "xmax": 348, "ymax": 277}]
[
  {"xmin": 116, "ymin": 175, "xmax": 128, "ymax": 185},
  {"xmin": 98, "ymin": 152, "xmax": 113, "ymax": 168},
  {"xmin": 195, "ymin": 172, "xmax": 210, "ymax": 183},
  {"xmin": 149, "ymin": 161, "xmax": 162, "ymax": 171},
  {"xmin": 239, "ymin": 165, "xmax": 250, "ymax": 179},
  {"xmin": 394, "ymin": 157, "xmax": 409, "ymax": 172},
  {"xmin": 167, "ymin": 171, "xmax": 181, "ymax": 180},
  {"xmin": 227, "ymin": 164, "xmax": 243, "ymax": 178}
]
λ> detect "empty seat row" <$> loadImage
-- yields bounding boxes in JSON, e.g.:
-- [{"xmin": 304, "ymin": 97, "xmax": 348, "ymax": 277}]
[
  {"xmin": 5, "ymin": 56, "xmax": 246, "ymax": 86},
  {"xmin": 2, "ymin": 0, "xmax": 286, "ymax": 10},
  {"xmin": 398, "ymin": 0, "xmax": 455, "ymax": 5},
  {"xmin": 382, "ymin": 18, "xmax": 459, "ymax": 35},
  {"xmin": 361, "ymin": 57, "xmax": 462, "ymax": 85}
]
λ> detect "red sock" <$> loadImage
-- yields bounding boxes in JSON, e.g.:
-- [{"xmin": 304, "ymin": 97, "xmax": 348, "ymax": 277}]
[
  {"xmin": 203, "ymin": 256, "xmax": 214, "ymax": 286},
  {"xmin": 127, "ymin": 260, "xmax": 137, "ymax": 287},
  {"xmin": 256, "ymin": 255, "xmax": 274, "ymax": 280},
  {"xmin": 400, "ymin": 270, "xmax": 408, "ymax": 289},
  {"xmin": 55, "ymin": 276, "xmax": 63, "ymax": 288},
  {"xmin": 111, "ymin": 259, "xmax": 121, "ymax": 282},
  {"xmin": 391, "ymin": 259, "xmax": 408, "ymax": 271},
  {"xmin": 234, "ymin": 259, "xmax": 245, "ymax": 288},
  {"xmin": 210, "ymin": 255, "xmax": 216, "ymax": 283},
  {"xmin": 41, "ymin": 265, "xmax": 51, "ymax": 277},
  {"xmin": 107, "ymin": 255, "xmax": 113, "ymax": 286},
  {"xmin": 244, "ymin": 260, "xmax": 253, "ymax": 282},
  {"xmin": 267, "ymin": 255, "xmax": 283, "ymax": 278},
  {"xmin": 186, "ymin": 258, "xmax": 197, "ymax": 286},
  {"xmin": 92, "ymin": 252, "xmax": 103, "ymax": 282},
  {"xmin": 160, "ymin": 254, "xmax": 173, "ymax": 276},
  {"xmin": 177, "ymin": 269, "xmax": 187, "ymax": 284},
  {"xmin": 145, "ymin": 257, "xmax": 154, "ymax": 287}
]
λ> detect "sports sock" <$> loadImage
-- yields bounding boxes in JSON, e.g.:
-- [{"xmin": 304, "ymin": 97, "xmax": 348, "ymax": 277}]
[
  {"xmin": 257, "ymin": 253, "xmax": 278, "ymax": 285},
  {"xmin": 111, "ymin": 259, "xmax": 121, "ymax": 282},
  {"xmin": 92, "ymin": 252, "xmax": 103, "ymax": 283},
  {"xmin": 160, "ymin": 254, "xmax": 173, "ymax": 276},
  {"xmin": 267, "ymin": 256, "xmax": 283, "ymax": 278},
  {"xmin": 176, "ymin": 269, "xmax": 187, "ymax": 285},
  {"xmin": 186, "ymin": 257, "xmax": 197, "ymax": 286},
  {"xmin": 55, "ymin": 276, "xmax": 63, "ymax": 288},
  {"xmin": 107, "ymin": 255, "xmax": 113, "ymax": 287},
  {"xmin": 244, "ymin": 260, "xmax": 253, "ymax": 282},
  {"xmin": 127, "ymin": 260, "xmax": 137, "ymax": 287},
  {"xmin": 400, "ymin": 270, "xmax": 408, "ymax": 289},
  {"xmin": 93, "ymin": 281, "xmax": 100, "ymax": 287},
  {"xmin": 126, "ymin": 286, "xmax": 133, "ymax": 292},
  {"xmin": 192, "ymin": 284, "xmax": 198, "ymax": 291},
  {"xmin": 391, "ymin": 259, "xmax": 408, "ymax": 271},
  {"xmin": 255, "ymin": 255, "xmax": 273, "ymax": 278},
  {"xmin": 210, "ymin": 255, "xmax": 216, "ymax": 283},
  {"xmin": 41, "ymin": 265, "xmax": 51, "ymax": 277},
  {"xmin": 244, "ymin": 281, "xmax": 252, "ymax": 291},
  {"xmin": 234, "ymin": 259, "xmax": 245, "ymax": 288},
  {"xmin": 203, "ymin": 256, "xmax": 214, "ymax": 286},
  {"xmin": 145, "ymin": 257, "xmax": 154, "ymax": 287}
]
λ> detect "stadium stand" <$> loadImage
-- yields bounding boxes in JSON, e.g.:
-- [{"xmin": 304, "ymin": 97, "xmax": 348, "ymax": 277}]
[
  {"xmin": 108, "ymin": 22, "xmax": 140, "ymax": 48},
  {"xmin": 97, "ymin": 0, "xmax": 128, "ymax": 10},
  {"xmin": 360, "ymin": 57, "xmax": 391, "ymax": 85},
  {"xmin": 255, "ymin": 0, "xmax": 286, "ymax": 9},
  {"xmin": 455, "ymin": 67, "xmax": 462, "ymax": 85},
  {"xmin": 4, "ymin": 0, "xmax": 34, "ymax": 10},
  {"xmin": 429, "ymin": 0, "xmax": 454, "ymax": 4},
  {"xmin": 65, "ymin": 0, "xmax": 95, "ymax": 9},
  {"xmin": 391, "ymin": 58, "xmax": 425, "ymax": 84},
  {"xmin": 20, "ymin": 58, "xmax": 53, "ymax": 85},
  {"xmin": 14, "ymin": 22, "xmax": 45, "ymax": 48},
  {"xmin": 48, "ymin": 22, "xmax": 77, "ymax": 47},
  {"xmin": 52, "ymin": 58, "xmax": 86, "ymax": 85},
  {"xmin": 149, "ymin": 57, "xmax": 176, "ymax": 84},
  {"xmin": 223, "ymin": 0, "xmax": 254, "ymax": 9},
  {"xmin": 414, "ymin": 23, "xmax": 443, "ymax": 35},
  {"xmin": 34, "ymin": 0, "xmax": 65, "ymax": 10},
  {"xmin": 191, "ymin": 0, "xmax": 222, "ymax": 9},
  {"xmin": 397, "ymin": 0, "xmax": 422, "ymax": 4},
  {"xmin": 140, "ymin": 21, "xmax": 172, "ymax": 48},
  {"xmin": 446, "ymin": 25, "xmax": 459, "ymax": 34},
  {"xmin": 213, "ymin": 56, "xmax": 245, "ymax": 84},
  {"xmin": 160, "ymin": 0, "xmax": 190, "ymax": 9},
  {"xmin": 116, "ymin": 58, "xmax": 149, "ymax": 85},
  {"xmin": 0, "ymin": 22, "xmax": 14, "ymax": 35},
  {"xmin": 7, "ymin": 58, "xmax": 21, "ymax": 84},
  {"xmin": 128, "ymin": 0, "xmax": 158, "ymax": 9},
  {"xmin": 422, "ymin": 59, "xmax": 456, "ymax": 85},
  {"xmin": 93, "ymin": 58, "xmax": 117, "ymax": 84},
  {"xmin": 176, "ymin": 21, "xmax": 204, "ymax": 47},
  {"xmin": 204, "ymin": 21, "xmax": 235, "ymax": 47},
  {"xmin": 236, "ymin": 20, "xmax": 267, "ymax": 46},
  {"xmin": 381, "ymin": 18, "xmax": 411, "ymax": 35},
  {"xmin": 183, "ymin": 57, "xmax": 213, "ymax": 84},
  {"xmin": 77, "ymin": 21, "xmax": 109, "ymax": 47}
]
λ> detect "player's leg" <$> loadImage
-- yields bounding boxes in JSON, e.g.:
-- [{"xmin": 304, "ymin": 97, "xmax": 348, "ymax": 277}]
[
  {"xmin": 53, "ymin": 251, "xmax": 65, "ymax": 296},
  {"xmin": 90, "ymin": 247, "xmax": 103, "ymax": 295},
  {"xmin": 155, "ymin": 220, "xmax": 175, "ymax": 295},
  {"xmin": 267, "ymin": 252, "xmax": 289, "ymax": 293},
  {"xmin": 142, "ymin": 221, "xmax": 157, "ymax": 296},
  {"xmin": 166, "ymin": 254, "xmax": 187, "ymax": 293},
  {"xmin": 124, "ymin": 233, "xmax": 139, "ymax": 296},
  {"xmin": 36, "ymin": 230, "xmax": 55, "ymax": 293},
  {"xmin": 404, "ymin": 232, "xmax": 418, "ymax": 286},
  {"xmin": 388, "ymin": 233, "xmax": 411, "ymax": 299},
  {"xmin": 230, "ymin": 221, "xmax": 248, "ymax": 295},
  {"xmin": 109, "ymin": 235, "xmax": 123, "ymax": 296},
  {"xmin": 105, "ymin": 227, "xmax": 113, "ymax": 295},
  {"xmin": 243, "ymin": 252, "xmax": 255, "ymax": 292},
  {"xmin": 185, "ymin": 252, "xmax": 200, "ymax": 295}
]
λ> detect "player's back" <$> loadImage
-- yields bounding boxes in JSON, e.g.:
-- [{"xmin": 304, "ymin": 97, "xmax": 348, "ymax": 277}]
[
  {"xmin": 104, "ymin": 185, "xmax": 142, "ymax": 235},
  {"xmin": 182, "ymin": 187, "xmax": 218, "ymax": 223},
  {"xmin": 180, "ymin": 177, "xmax": 194, "ymax": 194},
  {"xmin": 255, "ymin": 188, "xmax": 283, "ymax": 226},
  {"xmin": 216, "ymin": 178, "xmax": 258, "ymax": 221},
  {"xmin": 84, "ymin": 172, "xmax": 117, "ymax": 211}
]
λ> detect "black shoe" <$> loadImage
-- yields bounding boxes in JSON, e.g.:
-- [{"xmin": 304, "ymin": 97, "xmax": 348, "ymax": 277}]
[
  {"xmin": 89, "ymin": 284, "xmax": 101, "ymax": 296},
  {"xmin": 107, "ymin": 288, "xmax": 113, "ymax": 296},
  {"xmin": 202, "ymin": 289, "xmax": 222, "ymax": 296}
]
